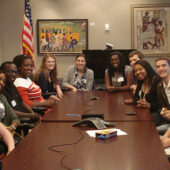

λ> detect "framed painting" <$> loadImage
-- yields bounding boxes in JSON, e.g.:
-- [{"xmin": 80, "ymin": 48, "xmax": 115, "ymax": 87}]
[
  {"xmin": 37, "ymin": 19, "xmax": 88, "ymax": 55},
  {"xmin": 131, "ymin": 4, "xmax": 170, "ymax": 55}
]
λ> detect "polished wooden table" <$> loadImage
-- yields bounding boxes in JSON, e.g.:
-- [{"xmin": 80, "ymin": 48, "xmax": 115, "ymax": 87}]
[
  {"xmin": 42, "ymin": 91, "xmax": 152, "ymax": 122},
  {"xmin": 3, "ymin": 122, "xmax": 169, "ymax": 170}
]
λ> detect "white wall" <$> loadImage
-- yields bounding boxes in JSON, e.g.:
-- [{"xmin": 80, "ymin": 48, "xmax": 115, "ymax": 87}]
[{"xmin": 0, "ymin": 0, "xmax": 170, "ymax": 77}]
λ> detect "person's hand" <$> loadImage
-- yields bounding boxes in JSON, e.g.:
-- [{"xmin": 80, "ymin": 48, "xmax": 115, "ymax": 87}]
[
  {"xmin": 130, "ymin": 84, "xmax": 137, "ymax": 94},
  {"xmin": 50, "ymin": 95, "xmax": 60, "ymax": 101},
  {"xmin": 29, "ymin": 113, "xmax": 41, "ymax": 120},
  {"xmin": 161, "ymin": 138, "xmax": 170, "ymax": 148},
  {"xmin": 124, "ymin": 98, "xmax": 133, "ymax": 104},
  {"xmin": 137, "ymin": 99, "xmax": 150, "ymax": 108},
  {"xmin": 161, "ymin": 108, "xmax": 170, "ymax": 120},
  {"xmin": 161, "ymin": 129, "xmax": 170, "ymax": 140},
  {"xmin": 72, "ymin": 87, "xmax": 78, "ymax": 92},
  {"xmin": 161, "ymin": 129, "xmax": 170, "ymax": 148},
  {"xmin": 56, "ymin": 85, "xmax": 63, "ymax": 98},
  {"xmin": 107, "ymin": 86, "xmax": 116, "ymax": 92},
  {"xmin": 7, "ymin": 148, "xmax": 14, "ymax": 156},
  {"xmin": 44, "ymin": 99, "xmax": 55, "ymax": 107}
]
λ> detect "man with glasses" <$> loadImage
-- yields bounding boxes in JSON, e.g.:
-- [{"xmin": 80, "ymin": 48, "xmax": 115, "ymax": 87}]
[{"xmin": 0, "ymin": 62, "xmax": 40, "ymax": 133}]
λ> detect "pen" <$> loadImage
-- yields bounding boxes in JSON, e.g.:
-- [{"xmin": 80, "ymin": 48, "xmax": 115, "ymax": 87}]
[{"xmin": 65, "ymin": 114, "xmax": 81, "ymax": 117}]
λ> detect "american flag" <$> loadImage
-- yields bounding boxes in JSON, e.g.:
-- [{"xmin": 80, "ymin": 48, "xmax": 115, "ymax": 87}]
[{"xmin": 22, "ymin": 0, "xmax": 34, "ymax": 67}]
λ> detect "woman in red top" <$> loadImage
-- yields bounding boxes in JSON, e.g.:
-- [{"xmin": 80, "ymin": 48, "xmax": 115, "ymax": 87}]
[{"xmin": 13, "ymin": 55, "xmax": 55, "ymax": 108}]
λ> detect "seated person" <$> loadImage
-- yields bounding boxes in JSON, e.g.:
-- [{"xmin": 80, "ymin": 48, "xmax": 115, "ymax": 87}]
[
  {"xmin": 155, "ymin": 57, "xmax": 170, "ymax": 131},
  {"xmin": 133, "ymin": 60, "xmax": 161, "ymax": 115},
  {"xmin": 34, "ymin": 54, "xmax": 63, "ymax": 99},
  {"xmin": 13, "ymin": 55, "xmax": 55, "ymax": 109},
  {"xmin": 128, "ymin": 50, "xmax": 144, "ymax": 93},
  {"xmin": 0, "ymin": 62, "xmax": 40, "ymax": 121},
  {"xmin": 0, "ymin": 71, "xmax": 20, "ymax": 154},
  {"xmin": 62, "ymin": 54, "xmax": 94, "ymax": 92},
  {"xmin": 105, "ymin": 51, "xmax": 132, "ymax": 92}
]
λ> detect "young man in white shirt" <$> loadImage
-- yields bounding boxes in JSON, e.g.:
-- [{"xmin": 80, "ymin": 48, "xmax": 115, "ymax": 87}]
[{"xmin": 155, "ymin": 57, "xmax": 170, "ymax": 151}]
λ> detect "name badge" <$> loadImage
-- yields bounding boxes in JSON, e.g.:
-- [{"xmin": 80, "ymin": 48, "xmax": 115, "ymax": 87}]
[
  {"xmin": 0, "ymin": 103, "xmax": 5, "ymax": 109},
  {"xmin": 117, "ymin": 77, "xmax": 124, "ymax": 82},
  {"xmin": 11, "ymin": 100, "xmax": 17, "ymax": 107}
]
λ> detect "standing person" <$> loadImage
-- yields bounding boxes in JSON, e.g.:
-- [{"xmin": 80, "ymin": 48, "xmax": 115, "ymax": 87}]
[
  {"xmin": 62, "ymin": 54, "xmax": 94, "ymax": 92},
  {"xmin": 13, "ymin": 55, "xmax": 55, "ymax": 109},
  {"xmin": 105, "ymin": 51, "xmax": 132, "ymax": 92},
  {"xmin": 62, "ymin": 33, "xmax": 68, "ymax": 51},
  {"xmin": 0, "ymin": 62, "xmax": 40, "ymax": 120},
  {"xmin": 155, "ymin": 57, "xmax": 170, "ymax": 131},
  {"xmin": 34, "ymin": 54, "xmax": 63, "ymax": 99},
  {"xmin": 133, "ymin": 60, "xmax": 161, "ymax": 115}
]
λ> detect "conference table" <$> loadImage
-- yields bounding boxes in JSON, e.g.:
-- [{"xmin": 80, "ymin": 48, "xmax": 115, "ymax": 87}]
[
  {"xmin": 2, "ymin": 91, "xmax": 170, "ymax": 170},
  {"xmin": 42, "ymin": 91, "xmax": 152, "ymax": 122},
  {"xmin": 3, "ymin": 122, "xmax": 169, "ymax": 170}
]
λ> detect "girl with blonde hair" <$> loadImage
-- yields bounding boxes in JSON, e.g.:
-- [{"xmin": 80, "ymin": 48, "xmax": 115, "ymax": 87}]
[{"xmin": 34, "ymin": 54, "xmax": 63, "ymax": 99}]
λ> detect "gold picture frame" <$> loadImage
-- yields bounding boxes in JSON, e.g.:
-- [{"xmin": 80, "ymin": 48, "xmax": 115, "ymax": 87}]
[
  {"xmin": 37, "ymin": 19, "xmax": 88, "ymax": 55},
  {"xmin": 131, "ymin": 4, "xmax": 170, "ymax": 56}
]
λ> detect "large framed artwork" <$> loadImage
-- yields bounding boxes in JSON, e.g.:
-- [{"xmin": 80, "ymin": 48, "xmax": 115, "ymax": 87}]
[
  {"xmin": 37, "ymin": 19, "xmax": 88, "ymax": 55},
  {"xmin": 131, "ymin": 4, "xmax": 170, "ymax": 55}
]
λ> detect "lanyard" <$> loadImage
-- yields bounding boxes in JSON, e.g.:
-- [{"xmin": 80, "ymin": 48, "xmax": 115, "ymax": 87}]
[{"xmin": 139, "ymin": 87, "xmax": 149, "ymax": 99}]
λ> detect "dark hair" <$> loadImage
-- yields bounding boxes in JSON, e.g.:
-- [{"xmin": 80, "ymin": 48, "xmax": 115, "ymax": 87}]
[
  {"xmin": 0, "ymin": 61, "xmax": 14, "ymax": 71},
  {"xmin": 75, "ymin": 53, "xmax": 87, "ymax": 72},
  {"xmin": 13, "ymin": 54, "xmax": 32, "ymax": 71},
  {"xmin": 128, "ymin": 50, "xmax": 144, "ymax": 60},
  {"xmin": 155, "ymin": 57, "xmax": 170, "ymax": 66},
  {"xmin": 108, "ymin": 51, "xmax": 126, "ymax": 86},
  {"xmin": 75, "ymin": 53, "xmax": 86, "ymax": 62},
  {"xmin": 0, "ymin": 69, "xmax": 5, "ymax": 74},
  {"xmin": 135, "ymin": 60, "xmax": 157, "ymax": 85}
]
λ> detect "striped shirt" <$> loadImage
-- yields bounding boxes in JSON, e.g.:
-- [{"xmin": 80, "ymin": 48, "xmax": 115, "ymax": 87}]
[{"xmin": 14, "ymin": 78, "xmax": 44, "ymax": 106}]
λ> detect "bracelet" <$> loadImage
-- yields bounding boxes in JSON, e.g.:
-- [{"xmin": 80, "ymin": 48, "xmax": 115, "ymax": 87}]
[{"xmin": 11, "ymin": 125, "xmax": 16, "ymax": 130}]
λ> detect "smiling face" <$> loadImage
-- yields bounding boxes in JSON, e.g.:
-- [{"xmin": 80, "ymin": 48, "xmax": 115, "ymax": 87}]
[
  {"xmin": 110, "ymin": 55, "xmax": 120, "ymax": 69},
  {"xmin": 155, "ymin": 60, "xmax": 170, "ymax": 79},
  {"xmin": 0, "ymin": 73, "xmax": 6, "ymax": 91},
  {"xmin": 20, "ymin": 58, "xmax": 33, "ymax": 78},
  {"xmin": 134, "ymin": 64, "xmax": 147, "ymax": 81},
  {"xmin": 44, "ymin": 56, "xmax": 56, "ymax": 71},
  {"xmin": 129, "ymin": 54, "xmax": 140, "ymax": 68},
  {"xmin": 4, "ymin": 64, "xmax": 17, "ymax": 83},
  {"xmin": 75, "ymin": 56, "xmax": 86, "ymax": 71}
]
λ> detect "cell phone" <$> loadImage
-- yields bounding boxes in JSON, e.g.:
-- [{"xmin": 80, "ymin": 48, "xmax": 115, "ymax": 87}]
[{"xmin": 126, "ymin": 112, "xmax": 137, "ymax": 115}]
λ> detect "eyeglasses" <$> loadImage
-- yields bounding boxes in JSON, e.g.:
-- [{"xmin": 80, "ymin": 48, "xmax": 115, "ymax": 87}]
[{"xmin": 6, "ymin": 70, "xmax": 17, "ymax": 74}]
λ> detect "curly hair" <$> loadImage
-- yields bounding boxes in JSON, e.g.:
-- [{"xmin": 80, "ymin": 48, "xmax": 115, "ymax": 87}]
[
  {"xmin": 13, "ymin": 54, "xmax": 32, "ymax": 71},
  {"xmin": 107, "ymin": 51, "xmax": 127, "ymax": 86},
  {"xmin": 34, "ymin": 54, "xmax": 57, "ymax": 83}
]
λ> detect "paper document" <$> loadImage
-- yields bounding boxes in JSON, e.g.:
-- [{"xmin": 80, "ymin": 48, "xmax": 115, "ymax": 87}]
[{"xmin": 86, "ymin": 128, "xmax": 127, "ymax": 138}]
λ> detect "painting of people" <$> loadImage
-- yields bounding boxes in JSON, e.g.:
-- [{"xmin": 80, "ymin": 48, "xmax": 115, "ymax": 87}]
[
  {"xmin": 137, "ymin": 10, "xmax": 168, "ymax": 51},
  {"xmin": 37, "ymin": 19, "xmax": 88, "ymax": 55},
  {"xmin": 131, "ymin": 4, "xmax": 170, "ymax": 55}
]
